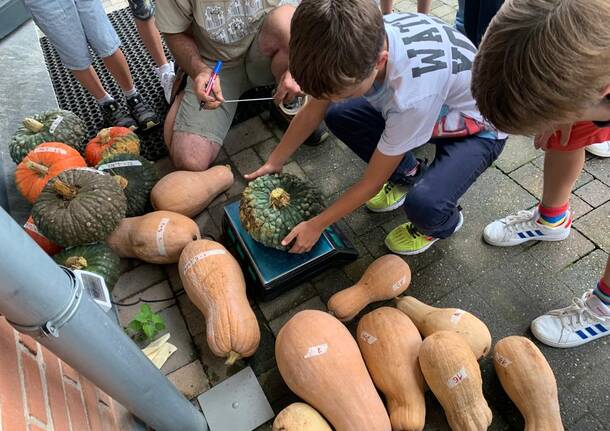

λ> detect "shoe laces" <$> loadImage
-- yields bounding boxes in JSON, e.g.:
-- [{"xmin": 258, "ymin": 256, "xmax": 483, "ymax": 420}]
[
  {"xmin": 128, "ymin": 96, "xmax": 148, "ymax": 116},
  {"xmin": 548, "ymin": 291, "xmax": 605, "ymax": 329},
  {"xmin": 383, "ymin": 182, "xmax": 396, "ymax": 194},
  {"xmin": 405, "ymin": 223, "xmax": 424, "ymax": 239},
  {"xmin": 502, "ymin": 209, "xmax": 537, "ymax": 232}
]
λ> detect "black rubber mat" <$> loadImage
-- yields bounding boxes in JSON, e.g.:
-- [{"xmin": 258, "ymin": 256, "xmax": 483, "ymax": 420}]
[{"xmin": 39, "ymin": 6, "xmax": 272, "ymax": 161}]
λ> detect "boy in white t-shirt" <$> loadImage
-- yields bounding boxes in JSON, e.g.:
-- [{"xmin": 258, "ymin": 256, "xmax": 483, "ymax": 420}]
[{"xmin": 246, "ymin": 0, "xmax": 506, "ymax": 255}]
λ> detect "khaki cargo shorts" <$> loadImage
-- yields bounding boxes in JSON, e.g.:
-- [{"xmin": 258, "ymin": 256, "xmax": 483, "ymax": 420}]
[{"xmin": 173, "ymin": 34, "xmax": 276, "ymax": 146}]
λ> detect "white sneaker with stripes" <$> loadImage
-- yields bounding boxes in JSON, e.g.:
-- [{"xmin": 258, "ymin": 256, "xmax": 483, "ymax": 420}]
[
  {"xmin": 531, "ymin": 290, "xmax": 610, "ymax": 348},
  {"xmin": 483, "ymin": 207, "xmax": 571, "ymax": 247}
]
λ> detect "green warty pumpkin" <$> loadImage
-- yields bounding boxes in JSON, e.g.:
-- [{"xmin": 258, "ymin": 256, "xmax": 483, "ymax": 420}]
[
  {"xmin": 96, "ymin": 153, "xmax": 158, "ymax": 216},
  {"xmin": 240, "ymin": 173, "xmax": 324, "ymax": 250},
  {"xmin": 9, "ymin": 110, "xmax": 86, "ymax": 163},
  {"xmin": 32, "ymin": 168, "xmax": 127, "ymax": 247},
  {"xmin": 54, "ymin": 243, "xmax": 121, "ymax": 290}
]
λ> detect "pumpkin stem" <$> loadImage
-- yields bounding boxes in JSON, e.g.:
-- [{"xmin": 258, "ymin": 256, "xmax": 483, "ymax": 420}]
[
  {"xmin": 269, "ymin": 188, "xmax": 290, "ymax": 209},
  {"xmin": 23, "ymin": 118, "xmax": 45, "ymax": 133},
  {"xmin": 26, "ymin": 160, "xmax": 49, "ymax": 177},
  {"xmin": 65, "ymin": 256, "xmax": 87, "ymax": 269},
  {"xmin": 53, "ymin": 179, "xmax": 77, "ymax": 200},
  {"xmin": 99, "ymin": 128, "xmax": 111, "ymax": 144},
  {"xmin": 114, "ymin": 175, "xmax": 129, "ymax": 189},
  {"xmin": 225, "ymin": 351, "xmax": 241, "ymax": 366}
]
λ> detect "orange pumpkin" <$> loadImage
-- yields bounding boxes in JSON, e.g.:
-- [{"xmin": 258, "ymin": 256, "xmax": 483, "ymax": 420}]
[
  {"xmin": 85, "ymin": 127, "xmax": 140, "ymax": 166},
  {"xmin": 15, "ymin": 142, "xmax": 86, "ymax": 203},
  {"xmin": 23, "ymin": 216, "xmax": 63, "ymax": 255}
]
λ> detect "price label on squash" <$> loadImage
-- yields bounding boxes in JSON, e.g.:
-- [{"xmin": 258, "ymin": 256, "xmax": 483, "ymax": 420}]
[
  {"xmin": 98, "ymin": 160, "xmax": 142, "ymax": 170},
  {"xmin": 391, "ymin": 274, "xmax": 408, "ymax": 291},
  {"xmin": 304, "ymin": 344, "xmax": 328, "ymax": 359},
  {"xmin": 49, "ymin": 116, "xmax": 64, "ymax": 134},
  {"xmin": 360, "ymin": 331, "xmax": 378, "ymax": 345},
  {"xmin": 156, "ymin": 218, "xmax": 170, "ymax": 256},
  {"xmin": 447, "ymin": 367, "xmax": 468, "ymax": 388},
  {"xmin": 450, "ymin": 309, "xmax": 465, "ymax": 324},
  {"xmin": 24, "ymin": 221, "xmax": 40, "ymax": 234},
  {"xmin": 182, "ymin": 249, "xmax": 226, "ymax": 273},
  {"xmin": 494, "ymin": 352, "xmax": 512, "ymax": 368},
  {"xmin": 76, "ymin": 167, "xmax": 106, "ymax": 175},
  {"xmin": 33, "ymin": 146, "xmax": 68, "ymax": 155}
]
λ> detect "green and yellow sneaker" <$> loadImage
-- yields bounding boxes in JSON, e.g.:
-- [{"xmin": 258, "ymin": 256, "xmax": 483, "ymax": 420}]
[
  {"xmin": 385, "ymin": 213, "xmax": 464, "ymax": 255},
  {"xmin": 366, "ymin": 182, "xmax": 409, "ymax": 213}
]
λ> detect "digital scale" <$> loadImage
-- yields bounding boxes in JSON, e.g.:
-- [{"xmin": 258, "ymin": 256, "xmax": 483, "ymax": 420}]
[{"xmin": 222, "ymin": 201, "xmax": 358, "ymax": 301}]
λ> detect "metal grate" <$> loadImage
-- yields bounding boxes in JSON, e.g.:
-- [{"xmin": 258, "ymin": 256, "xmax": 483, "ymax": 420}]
[{"xmin": 39, "ymin": 6, "xmax": 272, "ymax": 161}]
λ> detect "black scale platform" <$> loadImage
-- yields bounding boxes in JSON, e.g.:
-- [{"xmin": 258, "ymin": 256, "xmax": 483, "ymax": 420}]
[{"xmin": 39, "ymin": 6, "xmax": 272, "ymax": 161}]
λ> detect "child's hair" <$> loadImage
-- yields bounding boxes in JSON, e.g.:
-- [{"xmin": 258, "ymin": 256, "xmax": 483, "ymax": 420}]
[
  {"xmin": 472, "ymin": 0, "xmax": 610, "ymax": 135},
  {"xmin": 289, "ymin": 0, "xmax": 385, "ymax": 98}
]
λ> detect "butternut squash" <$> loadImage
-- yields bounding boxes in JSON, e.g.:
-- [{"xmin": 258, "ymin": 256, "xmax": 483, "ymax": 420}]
[
  {"xmin": 107, "ymin": 210, "xmax": 200, "ymax": 264},
  {"xmin": 179, "ymin": 239, "xmax": 259, "ymax": 365},
  {"xmin": 357, "ymin": 307, "xmax": 426, "ymax": 431},
  {"xmin": 494, "ymin": 336, "xmax": 563, "ymax": 431},
  {"xmin": 276, "ymin": 310, "xmax": 391, "ymax": 431},
  {"xmin": 419, "ymin": 331, "xmax": 492, "ymax": 431},
  {"xmin": 272, "ymin": 403, "xmax": 332, "ymax": 431},
  {"xmin": 396, "ymin": 296, "xmax": 491, "ymax": 359},
  {"xmin": 150, "ymin": 165, "xmax": 234, "ymax": 217},
  {"xmin": 328, "ymin": 254, "xmax": 411, "ymax": 321}
]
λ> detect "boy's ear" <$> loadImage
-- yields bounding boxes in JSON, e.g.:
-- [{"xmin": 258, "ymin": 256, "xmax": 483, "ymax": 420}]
[
  {"xmin": 602, "ymin": 85, "xmax": 610, "ymax": 98},
  {"xmin": 376, "ymin": 50, "xmax": 389, "ymax": 69}
]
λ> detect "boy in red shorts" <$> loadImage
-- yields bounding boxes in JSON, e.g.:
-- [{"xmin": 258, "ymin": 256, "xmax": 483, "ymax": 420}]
[{"xmin": 473, "ymin": 0, "xmax": 610, "ymax": 348}]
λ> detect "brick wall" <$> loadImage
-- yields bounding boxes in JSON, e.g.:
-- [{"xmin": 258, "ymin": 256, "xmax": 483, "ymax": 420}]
[{"xmin": 0, "ymin": 317, "xmax": 135, "ymax": 431}]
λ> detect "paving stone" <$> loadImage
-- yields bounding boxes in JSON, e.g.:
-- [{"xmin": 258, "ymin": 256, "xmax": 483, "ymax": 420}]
[
  {"xmin": 116, "ymin": 280, "xmax": 176, "ymax": 326},
  {"xmin": 164, "ymin": 264, "xmax": 183, "ymax": 293},
  {"xmin": 158, "ymin": 305, "xmax": 198, "ymax": 375},
  {"xmin": 249, "ymin": 310, "xmax": 277, "ymax": 376},
  {"xmin": 431, "ymin": 4, "xmax": 455, "ymax": 18},
  {"xmin": 253, "ymin": 137, "xmax": 281, "ymax": 162},
  {"xmin": 194, "ymin": 209, "xmax": 221, "ymax": 241},
  {"xmin": 584, "ymin": 156, "xmax": 610, "ymax": 186},
  {"xmin": 194, "ymin": 333, "xmax": 244, "ymax": 386},
  {"xmin": 562, "ymin": 362, "xmax": 610, "ymax": 426},
  {"xmin": 407, "ymin": 258, "xmax": 470, "ymax": 305},
  {"xmin": 573, "ymin": 202, "xmax": 610, "ymax": 251},
  {"xmin": 509, "ymin": 162, "xmax": 543, "ymax": 199},
  {"xmin": 343, "ymin": 253, "xmax": 375, "ymax": 283},
  {"xmin": 224, "ymin": 117, "xmax": 273, "ymax": 155},
  {"xmin": 294, "ymin": 139, "xmax": 349, "ymax": 174},
  {"xmin": 526, "ymin": 228, "xmax": 595, "ymax": 273},
  {"xmin": 555, "ymin": 383, "xmax": 599, "ymax": 428},
  {"xmin": 257, "ymin": 282, "xmax": 317, "ymax": 321},
  {"xmin": 570, "ymin": 414, "xmax": 607, "ymax": 431},
  {"xmin": 560, "ymin": 249, "xmax": 609, "ymax": 291},
  {"xmin": 177, "ymin": 291, "xmax": 198, "ymax": 316},
  {"xmin": 112, "ymin": 264, "xmax": 166, "ymax": 300},
  {"xmin": 184, "ymin": 310, "xmax": 205, "ymax": 337},
  {"xmin": 312, "ymin": 268, "xmax": 352, "ymax": 303},
  {"xmin": 230, "ymin": 148, "xmax": 263, "ymax": 179},
  {"xmin": 254, "ymin": 422, "xmax": 273, "ymax": 431},
  {"xmin": 573, "ymin": 179, "xmax": 610, "ymax": 207},
  {"xmin": 257, "ymin": 367, "xmax": 291, "ymax": 405},
  {"xmin": 118, "ymin": 258, "xmax": 137, "ymax": 275},
  {"xmin": 313, "ymin": 162, "xmax": 361, "ymax": 197},
  {"xmin": 167, "ymin": 360, "xmax": 210, "ymax": 400},
  {"xmin": 281, "ymin": 161, "xmax": 308, "ymax": 181},
  {"xmin": 494, "ymin": 135, "xmax": 541, "ymax": 173},
  {"xmin": 569, "ymin": 194, "xmax": 593, "ymax": 220},
  {"xmin": 343, "ymin": 204, "xmax": 398, "ymax": 236},
  {"xmin": 268, "ymin": 296, "xmax": 326, "ymax": 335}
]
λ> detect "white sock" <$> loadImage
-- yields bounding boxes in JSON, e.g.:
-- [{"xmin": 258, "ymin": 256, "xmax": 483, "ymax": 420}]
[
  {"xmin": 96, "ymin": 93, "xmax": 114, "ymax": 105},
  {"xmin": 156, "ymin": 62, "xmax": 173, "ymax": 75},
  {"xmin": 123, "ymin": 86, "xmax": 138, "ymax": 99}
]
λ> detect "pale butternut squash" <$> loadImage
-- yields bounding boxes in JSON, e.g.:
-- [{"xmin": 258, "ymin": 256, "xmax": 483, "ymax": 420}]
[
  {"xmin": 328, "ymin": 254, "xmax": 411, "ymax": 321},
  {"xmin": 396, "ymin": 296, "xmax": 491, "ymax": 359},
  {"xmin": 357, "ymin": 307, "xmax": 426, "ymax": 431},
  {"xmin": 494, "ymin": 336, "xmax": 563, "ymax": 431},
  {"xmin": 272, "ymin": 403, "xmax": 332, "ymax": 431},
  {"xmin": 419, "ymin": 331, "xmax": 492, "ymax": 431},
  {"xmin": 179, "ymin": 239, "xmax": 260, "ymax": 365},
  {"xmin": 106, "ymin": 210, "xmax": 200, "ymax": 264},
  {"xmin": 275, "ymin": 310, "xmax": 391, "ymax": 431},
  {"xmin": 150, "ymin": 165, "xmax": 234, "ymax": 217}
]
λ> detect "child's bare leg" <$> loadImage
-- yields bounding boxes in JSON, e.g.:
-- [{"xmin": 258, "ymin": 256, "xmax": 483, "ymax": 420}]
[
  {"xmin": 541, "ymin": 148, "xmax": 586, "ymax": 207},
  {"xmin": 134, "ymin": 18, "xmax": 168, "ymax": 67},
  {"xmin": 380, "ymin": 0, "xmax": 393, "ymax": 14},
  {"xmin": 71, "ymin": 67, "xmax": 107, "ymax": 100},
  {"xmin": 102, "ymin": 48, "xmax": 135, "ymax": 92},
  {"xmin": 418, "ymin": 0, "xmax": 432, "ymax": 14}
]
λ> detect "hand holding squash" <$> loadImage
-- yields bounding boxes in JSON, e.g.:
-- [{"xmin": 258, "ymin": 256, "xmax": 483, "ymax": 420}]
[
  {"xmin": 419, "ymin": 331, "xmax": 492, "ymax": 431},
  {"xmin": 494, "ymin": 336, "xmax": 564, "ymax": 431},
  {"xmin": 396, "ymin": 296, "xmax": 491, "ymax": 359},
  {"xmin": 272, "ymin": 403, "xmax": 332, "ymax": 431},
  {"xmin": 276, "ymin": 310, "xmax": 391, "ymax": 431},
  {"xmin": 328, "ymin": 254, "xmax": 411, "ymax": 321},
  {"xmin": 357, "ymin": 307, "xmax": 426, "ymax": 431}
]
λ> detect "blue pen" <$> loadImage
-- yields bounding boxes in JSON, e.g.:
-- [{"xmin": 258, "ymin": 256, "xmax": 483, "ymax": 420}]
[{"xmin": 199, "ymin": 60, "xmax": 223, "ymax": 110}]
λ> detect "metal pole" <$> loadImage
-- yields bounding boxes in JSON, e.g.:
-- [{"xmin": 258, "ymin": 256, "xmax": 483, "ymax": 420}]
[{"xmin": 0, "ymin": 207, "xmax": 207, "ymax": 431}]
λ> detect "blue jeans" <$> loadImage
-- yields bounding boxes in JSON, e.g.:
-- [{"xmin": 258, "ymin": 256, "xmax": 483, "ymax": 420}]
[
  {"xmin": 455, "ymin": 0, "xmax": 465, "ymax": 34},
  {"xmin": 325, "ymin": 98, "xmax": 506, "ymax": 239},
  {"xmin": 464, "ymin": 0, "xmax": 505, "ymax": 47}
]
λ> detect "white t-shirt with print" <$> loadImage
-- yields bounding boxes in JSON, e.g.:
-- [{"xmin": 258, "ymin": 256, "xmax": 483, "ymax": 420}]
[{"xmin": 365, "ymin": 13, "xmax": 506, "ymax": 157}]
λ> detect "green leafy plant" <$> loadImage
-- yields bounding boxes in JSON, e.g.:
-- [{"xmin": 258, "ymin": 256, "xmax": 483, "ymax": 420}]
[{"xmin": 127, "ymin": 304, "xmax": 166, "ymax": 341}]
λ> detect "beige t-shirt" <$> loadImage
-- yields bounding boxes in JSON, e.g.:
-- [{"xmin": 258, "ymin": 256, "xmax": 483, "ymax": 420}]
[{"xmin": 156, "ymin": 0, "xmax": 292, "ymax": 65}]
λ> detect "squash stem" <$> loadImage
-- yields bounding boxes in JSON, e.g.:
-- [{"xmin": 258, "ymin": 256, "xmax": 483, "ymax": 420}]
[
  {"xmin": 23, "ymin": 118, "xmax": 45, "ymax": 133},
  {"xmin": 269, "ymin": 188, "xmax": 290, "ymax": 209},
  {"xmin": 26, "ymin": 160, "xmax": 49, "ymax": 176},
  {"xmin": 114, "ymin": 175, "xmax": 129, "ymax": 189},
  {"xmin": 99, "ymin": 128, "xmax": 111, "ymax": 144},
  {"xmin": 65, "ymin": 256, "xmax": 87, "ymax": 269},
  {"xmin": 53, "ymin": 179, "xmax": 77, "ymax": 200},
  {"xmin": 225, "ymin": 351, "xmax": 241, "ymax": 366}
]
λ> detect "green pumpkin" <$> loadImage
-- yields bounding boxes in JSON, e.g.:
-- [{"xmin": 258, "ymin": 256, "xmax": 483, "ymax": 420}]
[
  {"xmin": 96, "ymin": 153, "xmax": 158, "ymax": 216},
  {"xmin": 54, "ymin": 243, "xmax": 120, "ymax": 290},
  {"xmin": 32, "ymin": 169, "xmax": 127, "ymax": 247},
  {"xmin": 9, "ymin": 110, "xmax": 86, "ymax": 163},
  {"xmin": 240, "ymin": 173, "xmax": 324, "ymax": 250}
]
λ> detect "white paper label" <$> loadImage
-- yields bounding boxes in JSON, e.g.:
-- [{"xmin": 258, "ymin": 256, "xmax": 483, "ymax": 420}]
[
  {"xmin": 49, "ymin": 116, "xmax": 64, "ymax": 134},
  {"xmin": 450, "ymin": 309, "xmax": 465, "ymax": 324},
  {"xmin": 391, "ymin": 274, "xmax": 408, "ymax": 291},
  {"xmin": 33, "ymin": 146, "xmax": 68, "ymax": 155},
  {"xmin": 182, "ymin": 249, "xmax": 226, "ymax": 273},
  {"xmin": 360, "ymin": 331, "xmax": 378, "ymax": 345},
  {"xmin": 98, "ymin": 160, "xmax": 143, "ymax": 171},
  {"xmin": 494, "ymin": 352, "xmax": 512, "ymax": 368},
  {"xmin": 24, "ymin": 221, "xmax": 40, "ymax": 234},
  {"xmin": 447, "ymin": 367, "xmax": 469, "ymax": 388},
  {"xmin": 156, "ymin": 218, "xmax": 170, "ymax": 256},
  {"xmin": 76, "ymin": 167, "xmax": 105, "ymax": 175},
  {"xmin": 304, "ymin": 344, "xmax": 328, "ymax": 359}
]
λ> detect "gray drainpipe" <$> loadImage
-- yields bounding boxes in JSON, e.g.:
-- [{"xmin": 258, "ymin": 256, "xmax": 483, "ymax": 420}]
[{"xmin": 0, "ymin": 207, "xmax": 207, "ymax": 431}]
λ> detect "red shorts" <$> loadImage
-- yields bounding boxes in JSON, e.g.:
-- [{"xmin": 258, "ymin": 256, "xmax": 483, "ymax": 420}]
[{"xmin": 547, "ymin": 121, "xmax": 610, "ymax": 151}]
